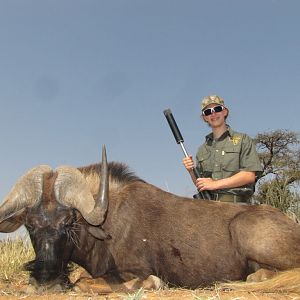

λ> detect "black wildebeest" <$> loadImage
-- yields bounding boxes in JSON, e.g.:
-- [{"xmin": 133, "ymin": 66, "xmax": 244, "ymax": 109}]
[{"xmin": 0, "ymin": 147, "xmax": 300, "ymax": 292}]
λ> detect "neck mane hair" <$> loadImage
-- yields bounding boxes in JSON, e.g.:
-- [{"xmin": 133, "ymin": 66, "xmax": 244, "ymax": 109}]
[{"xmin": 78, "ymin": 162, "xmax": 145, "ymax": 195}]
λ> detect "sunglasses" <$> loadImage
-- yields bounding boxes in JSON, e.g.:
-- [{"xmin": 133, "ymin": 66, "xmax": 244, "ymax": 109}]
[{"xmin": 202, "ymin": 105, "xmax": 225, "ymax": 116}]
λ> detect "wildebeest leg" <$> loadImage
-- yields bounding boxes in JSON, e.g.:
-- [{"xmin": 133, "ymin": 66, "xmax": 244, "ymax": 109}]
[
  {"xmin": 229, "ymin": 209, "xmax": 300, "ymax": 276},
  {"xmin": 74, "ymin": 271, "xmax": 165, "ymax": 293}
]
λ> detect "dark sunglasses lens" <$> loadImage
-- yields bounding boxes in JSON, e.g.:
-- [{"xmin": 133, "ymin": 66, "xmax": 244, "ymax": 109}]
[
  {"xmin": 203, "ymin": 109, "xmax": 212, "ymax": 116},
  {"xmin": 214, "ymin": 105, "xmax": 223, "ymax": 113}
]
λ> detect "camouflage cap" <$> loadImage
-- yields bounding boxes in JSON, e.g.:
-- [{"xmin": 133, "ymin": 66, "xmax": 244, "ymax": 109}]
[{"xmin": 201, "ymin": 95, "xmax": 225, "ymax": 110}]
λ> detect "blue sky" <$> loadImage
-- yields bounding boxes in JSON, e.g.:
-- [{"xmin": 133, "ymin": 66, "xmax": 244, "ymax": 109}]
[{"xmin": 0, "ymin": 0, "xmax": 299, "ymax": 209}]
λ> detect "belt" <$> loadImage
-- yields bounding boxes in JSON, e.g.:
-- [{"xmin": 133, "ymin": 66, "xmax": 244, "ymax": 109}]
[
  {"xmin": 193, "ymin": 192, "xmax": 250, "ymax": 204},
  {"xmin": 213, "ymin": 193, "xmax": 250, "ymax": 203}
]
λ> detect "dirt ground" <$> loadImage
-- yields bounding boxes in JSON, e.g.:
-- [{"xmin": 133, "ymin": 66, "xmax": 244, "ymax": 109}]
[
  {"xmin": 0, "ymin": 282, "xmax": 299, "ymax": 300},
  {"xmin": 0, "ymin": 267, "xmax": 299, "ymax": 300}
]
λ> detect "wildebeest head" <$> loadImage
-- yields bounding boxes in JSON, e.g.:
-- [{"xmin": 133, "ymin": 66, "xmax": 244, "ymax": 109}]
[{"xmin": 0, "ymin": 147, "xmax": 109, "ymax": 290}]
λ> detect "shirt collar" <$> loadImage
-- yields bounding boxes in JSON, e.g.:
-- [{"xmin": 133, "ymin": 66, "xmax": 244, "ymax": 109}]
[{"xmin": 205, "ymin": 125, "xmax": 233, "ymax": 143}]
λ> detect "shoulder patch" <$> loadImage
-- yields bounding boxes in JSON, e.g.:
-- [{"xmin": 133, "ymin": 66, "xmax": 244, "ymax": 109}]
[{"xmin": 229, "ymin": 135, "xmax": 241, "ymax": 145}]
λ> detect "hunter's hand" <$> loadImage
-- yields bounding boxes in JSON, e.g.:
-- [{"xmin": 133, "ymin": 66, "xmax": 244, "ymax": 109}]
[
  {"xmin": 196, "ymin": 177, "xmax": 218, "ymax": 191},
  {"xmin": 183, "ymin": 155, "xmax": 195, "ymax": 171}
]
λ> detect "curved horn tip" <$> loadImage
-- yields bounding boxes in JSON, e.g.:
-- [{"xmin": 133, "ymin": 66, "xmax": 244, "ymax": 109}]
[{"xmin": 102, "ymin": 145, "xmax": 107, "ymax": 160}]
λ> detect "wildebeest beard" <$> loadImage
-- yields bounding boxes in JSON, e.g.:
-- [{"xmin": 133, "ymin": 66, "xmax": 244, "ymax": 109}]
[{"xmin": 24, "ymin": 259, "xmax": 72, "ymax": 288}]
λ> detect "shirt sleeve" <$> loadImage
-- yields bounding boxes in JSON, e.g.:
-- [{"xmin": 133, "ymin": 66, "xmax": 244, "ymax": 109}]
[{"xmin": 240, "ymin": 134, "xmax": 263, "ymax": 177}]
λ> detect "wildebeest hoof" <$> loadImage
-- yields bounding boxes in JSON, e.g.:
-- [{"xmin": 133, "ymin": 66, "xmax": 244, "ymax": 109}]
[
  {"xmin": 123, "ymin": 275, "xmax": 165, "ymax": 291},
  {"xmin": 246, "ymin": 268, "xmax": 277, "ymax": 282},
  {"xmin": 23, "ymin": 284, "xmax": 37, "ymax": 294},
  {"xmin": 142, "ymin": 275, "xmax": 165, "ymax": 290},
  {"xmin": 72, "ymin": 285, "xmax": 83, "ymax": 293}
]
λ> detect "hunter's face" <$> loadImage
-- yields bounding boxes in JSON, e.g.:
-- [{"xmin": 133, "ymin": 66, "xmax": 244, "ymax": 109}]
[{"xmin": 202, "ymin": 104, "xmax": 228, "ymax": 127}]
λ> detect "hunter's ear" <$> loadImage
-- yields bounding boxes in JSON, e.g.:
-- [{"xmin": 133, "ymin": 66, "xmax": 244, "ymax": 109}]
[
  {"xmin": 224, "ymin": 107, "xmax": 229, "ymax": 118},
  {"xmin": 87, "ymin": 226, "xmax": 111, "ymax": 240}
]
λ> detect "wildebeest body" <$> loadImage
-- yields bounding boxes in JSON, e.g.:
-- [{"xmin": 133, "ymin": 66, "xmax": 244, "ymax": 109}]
[
  {"xmin": 0, "ymin": 152, "xmax": 300, "ymax": 290},
  {"xmin": 71, "ymin": 167, "xmax": 300, "ymax": 288}
]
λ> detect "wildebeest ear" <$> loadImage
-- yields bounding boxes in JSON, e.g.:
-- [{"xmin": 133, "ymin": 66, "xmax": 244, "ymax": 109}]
[
  {"xmin": 87, "ymin": 226, "xmax": 111, "ymax": 240},
  {"xmin": 0, "ymin": 210, "xmax": 25, "ymax": 233}
]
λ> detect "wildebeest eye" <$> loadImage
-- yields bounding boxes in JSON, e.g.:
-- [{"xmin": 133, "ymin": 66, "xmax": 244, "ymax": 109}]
[
  {"xmin": 59, "ymin": 213, "xmax": 78, "ymax": 232},
  {"xmin": 58, "ymin": 220, "xmax": 76, "ymax": 235}
]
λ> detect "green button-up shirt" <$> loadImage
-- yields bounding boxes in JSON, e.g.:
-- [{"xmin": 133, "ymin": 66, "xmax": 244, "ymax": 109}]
[{"xmin": 195, "ymin": 126, "xmax": 262, "ymax": 196}]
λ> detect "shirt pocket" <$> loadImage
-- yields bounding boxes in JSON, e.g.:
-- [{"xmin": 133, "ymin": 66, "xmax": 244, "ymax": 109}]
[
  {"xmin": 197, "ymin": 151, "xmax": 213, "ymax": 173},
  {"xmin": 221, "ymin": 146, "xmax": 240, "ymax": 172}
]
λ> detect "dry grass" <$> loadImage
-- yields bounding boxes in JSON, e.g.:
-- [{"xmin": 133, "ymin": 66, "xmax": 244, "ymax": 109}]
[{"xmin": 0, "ymin": 235, "xmax": 34, "ymax": 283}]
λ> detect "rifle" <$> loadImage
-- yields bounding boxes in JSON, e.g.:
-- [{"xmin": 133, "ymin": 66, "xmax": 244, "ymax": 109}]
[{"xmin": 163, "ymin": 109, "xmax": 212, "ymax": 200}]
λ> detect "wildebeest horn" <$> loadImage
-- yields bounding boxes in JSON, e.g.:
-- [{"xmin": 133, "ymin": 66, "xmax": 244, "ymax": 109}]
[
  {"xmin": 0, "ymin": 165, "xmax": 52, "ymax": 223},
  {"xmin": 95, "ymin": 145, "xmax": 109, "ymax": 213},
  {"xmin": 54, "ymin": 146, "xmax": 108, "ymax": 226}
]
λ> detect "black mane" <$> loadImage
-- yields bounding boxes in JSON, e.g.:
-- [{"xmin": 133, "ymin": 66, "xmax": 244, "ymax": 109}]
[{"xmin": 78, "ymin": 162, "xmax": 145, "ymax": 184}]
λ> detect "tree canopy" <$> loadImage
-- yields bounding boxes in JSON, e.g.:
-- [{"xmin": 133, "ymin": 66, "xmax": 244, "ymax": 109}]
[{"xmin": 254, "ymin": 129, "xmax": 300, "ymax": 218}]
